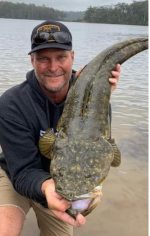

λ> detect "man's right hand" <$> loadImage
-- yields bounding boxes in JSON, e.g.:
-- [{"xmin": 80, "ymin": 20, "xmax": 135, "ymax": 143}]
[{"xmin": 41, "ymin": 179, "xmax": 86, "ymax": 227}]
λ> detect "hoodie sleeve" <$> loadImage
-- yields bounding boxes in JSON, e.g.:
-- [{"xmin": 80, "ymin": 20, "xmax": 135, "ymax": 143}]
[{"xmin": 0, "ymin": 115, "xmax": 51, "ymax": 203}]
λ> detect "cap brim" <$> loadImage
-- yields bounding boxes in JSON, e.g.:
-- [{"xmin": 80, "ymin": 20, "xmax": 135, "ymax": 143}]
[{"xmin": 28, "ymin": 42, "xmax": 72, "ymax": 55}]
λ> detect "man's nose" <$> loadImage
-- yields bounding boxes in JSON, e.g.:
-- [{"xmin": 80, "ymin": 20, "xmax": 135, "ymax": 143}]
[{"xmin": 48, "ymin": 60, "xmax": 58, "ymax": 72}]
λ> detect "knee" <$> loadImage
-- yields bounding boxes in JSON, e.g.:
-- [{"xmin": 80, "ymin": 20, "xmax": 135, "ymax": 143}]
[
  {"xmin": 0, "ymin": 229, "xmax": 22, "ymax": 236},
  {"xmin": 0, "ymin": 206, "xmax": 25, "ymax": 236},
  {"xmin": 0, "ymin": 222, "xmax": 24, "ymax": 236}
]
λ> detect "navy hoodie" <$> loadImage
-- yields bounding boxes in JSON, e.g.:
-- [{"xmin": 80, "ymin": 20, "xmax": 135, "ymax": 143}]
[{"xmin": 0, "ymin": 69, "xmax": 75, "ymax": 206}]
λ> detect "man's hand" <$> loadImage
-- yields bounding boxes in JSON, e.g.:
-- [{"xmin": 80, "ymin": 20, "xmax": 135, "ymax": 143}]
[
  {"xmin": 109, "ymin": 64, "xmax": 121, "ymax": 93},
  {"xmin": 41, "ymin": 179, "xmax": 86, "ymax": 227}
]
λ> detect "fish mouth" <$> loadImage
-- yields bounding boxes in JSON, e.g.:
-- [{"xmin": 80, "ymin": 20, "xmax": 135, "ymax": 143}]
[{"xmin": 65, "ymin": 186, "xmax": 103, "ymax": 218}]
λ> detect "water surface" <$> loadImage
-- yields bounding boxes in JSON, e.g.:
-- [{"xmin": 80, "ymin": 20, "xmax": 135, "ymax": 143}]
[{"xmin": 0, "ymin": 19, "xmax": 148, "ymax": 236}]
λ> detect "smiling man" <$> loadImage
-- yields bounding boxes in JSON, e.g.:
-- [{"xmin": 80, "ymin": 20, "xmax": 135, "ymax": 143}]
[
  {"xmin": 0, "ymin": 20, "xmax": 120, "ymax": 236},
  {"xmin": 31, "ymin": 49, "xmax": 74, "ymax": 103}
]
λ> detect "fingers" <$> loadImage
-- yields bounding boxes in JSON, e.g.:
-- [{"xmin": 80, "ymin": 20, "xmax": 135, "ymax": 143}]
[
  {"xmin": 51, "ymin": 210, "xmax": 86, "ymax": 227},
  {"xmin": 109, "ymin": 77, "xmax": 118, "ymax": 93},
  {"xmin": 116, "ymin": 63, "xmax": 121, "ymax": 73},
  {"xmin": 47, "ymin": 192, "xmax": 71, "ymax": 212},
  {"xmin": 43, "ymin": 179, "xmax": 71, "ymax": 212},
  {"xmin": 111, "ymin": 70, "xmax": 119, "ymax": 80},
  {"xmin": 109, "ymin": 64, "xmax": 121, "ymax": 93},
  {"xmin": 75, "ymin": 213, "xmax": 86, "ymax": 227},
  {"xmin": 110, "ymin": 64, "xmax": 121, "ymax": 80},
  {"xmin": 43, "ymin": 178, "xmax": 86, "ymax": 227},
  {"xmin": 109, "ymin": 76, "xmax": 118, "ymax": 86}
]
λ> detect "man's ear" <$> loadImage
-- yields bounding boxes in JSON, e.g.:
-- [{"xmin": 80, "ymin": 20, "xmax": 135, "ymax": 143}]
[
  {"xmin": 71, "ymin": 50, "xmax": 75, "ymax": 64},
  {"xmin": 30, "ymin": 53, "xmax": 34, "ymax": 67}
]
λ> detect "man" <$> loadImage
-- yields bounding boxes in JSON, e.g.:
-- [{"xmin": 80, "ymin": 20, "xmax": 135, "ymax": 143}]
[{"xmin": 0, "ymin": 20, "xmax": 120, "ymax": 236}]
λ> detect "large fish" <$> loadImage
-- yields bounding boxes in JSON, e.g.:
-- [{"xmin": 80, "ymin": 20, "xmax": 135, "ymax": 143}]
[{"xmin": 39, "ymin": 38, "xmax": 148, "ymax": 219}]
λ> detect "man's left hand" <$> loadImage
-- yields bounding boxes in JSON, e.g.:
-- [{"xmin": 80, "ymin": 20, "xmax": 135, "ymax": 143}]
[{"xmin": 109, "ymin": 64, "xmax": 121, "ymax": 93}]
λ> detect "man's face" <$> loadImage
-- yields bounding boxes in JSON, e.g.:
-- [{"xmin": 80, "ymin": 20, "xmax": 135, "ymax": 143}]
[{"xmin": 30, "ymin": 48, "xmax": 74, "ymax": 93}]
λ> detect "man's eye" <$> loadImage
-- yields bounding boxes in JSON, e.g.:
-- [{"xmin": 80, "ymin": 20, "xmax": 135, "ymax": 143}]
[
  {"xmin": 39, "ymin": 57, "xmax": 48, "ymax": 61},
  {"xmin": 58, "ymin": 55, "xmax": 65, "ymax": 60}
]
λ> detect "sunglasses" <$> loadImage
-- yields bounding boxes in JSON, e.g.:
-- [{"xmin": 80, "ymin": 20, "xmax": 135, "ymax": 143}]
[{"xmin": 32, "ymin": 31, "xmax": 72, "ymax": 45}]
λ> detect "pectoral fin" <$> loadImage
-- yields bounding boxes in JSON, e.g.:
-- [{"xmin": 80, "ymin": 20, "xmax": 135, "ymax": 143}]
[
  {"xmin": 108, "ymin": 138, "xmax": 121, "ymax": 167},
  {"xmin": 39, "ymin": 129, "xmax": 56, "ymax": 159}
]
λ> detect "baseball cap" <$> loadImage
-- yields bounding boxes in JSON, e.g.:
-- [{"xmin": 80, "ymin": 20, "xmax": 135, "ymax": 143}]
[{"xmin": 28, "ymin": 20, "xmax": 72, "ymax": 54}]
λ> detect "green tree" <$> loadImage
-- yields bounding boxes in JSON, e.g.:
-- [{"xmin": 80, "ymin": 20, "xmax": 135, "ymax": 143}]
[
  {"xmin": 83, "ymin": 0, "xmax": 148, "ymax": 25},
  {"xmin": 0, "ymin": 2, "xmax": 66, "ymax": 20}
]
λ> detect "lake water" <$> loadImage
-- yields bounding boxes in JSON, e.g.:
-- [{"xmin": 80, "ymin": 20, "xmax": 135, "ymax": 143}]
[{"xmin": 0, "ymin": 19, "xmax": 148, "ymax": 236}]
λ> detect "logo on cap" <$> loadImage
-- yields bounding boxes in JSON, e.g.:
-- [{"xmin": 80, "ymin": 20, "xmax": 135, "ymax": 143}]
[{"xmin": 37, "ymin": 24, "xmax": 60, "ymax": 42}]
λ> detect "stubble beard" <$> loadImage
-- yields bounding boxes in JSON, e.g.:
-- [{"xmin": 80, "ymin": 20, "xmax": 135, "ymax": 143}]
[{"xmin": 35, "ymin": 70, "xmax": 69, "ymax": 92}]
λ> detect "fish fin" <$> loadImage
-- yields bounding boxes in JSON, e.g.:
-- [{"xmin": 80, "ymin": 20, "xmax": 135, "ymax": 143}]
[
  {"xmin": 82, "ymin": 196, "xmax": 101, "ymax": 217},
  {"xmin": 108, "ymin": 138, "xmax": 121, "ymax": 167},
  {"xmin": 57, "ymin": 116, "xmax": 63, "ymax": 131},
  {"xmin": 38, "ymin": 129, "xmax": 56, "ymax": 159}
]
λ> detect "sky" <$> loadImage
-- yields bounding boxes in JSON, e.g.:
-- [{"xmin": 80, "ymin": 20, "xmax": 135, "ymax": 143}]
[{"xmin": 8, "ymin": 0, "xmax": 137, "ymax": 11}]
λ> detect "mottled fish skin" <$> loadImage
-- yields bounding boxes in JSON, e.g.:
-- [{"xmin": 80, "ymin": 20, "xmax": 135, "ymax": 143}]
[{"xmin": 39, "ymin": 38, "xmax": 148, "ymax": 218}]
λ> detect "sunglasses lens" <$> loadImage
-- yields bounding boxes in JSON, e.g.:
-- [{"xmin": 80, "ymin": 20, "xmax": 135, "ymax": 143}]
[
  {"xmin": 34, "ymin": 32, "xmax": 50, "ymax": 44},
  {"xmin": 33, "ymin": 31, "xmax": 71, "ymax": 45},
  {"xmin": 53, "ymin": 32, "xmax": 71, "ymax": 44}
]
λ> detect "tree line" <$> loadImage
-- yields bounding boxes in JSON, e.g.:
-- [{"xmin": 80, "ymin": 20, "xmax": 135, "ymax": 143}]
[
  {"xmin": 0, "ymin": 1, "xmax": 148, "ymax": 25},
  {"xmin": 84, "ymin": 1, "xmax": 148, "ymax": 25},
  {"xmin": 0, "ymin": 2, "xmax": 66, "ymax": 20}
]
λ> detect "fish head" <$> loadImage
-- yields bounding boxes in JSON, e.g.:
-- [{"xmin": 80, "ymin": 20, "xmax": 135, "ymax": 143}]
[{"xmin": 50, "ymin": 134, "xmax": 114, "ymax": 217}]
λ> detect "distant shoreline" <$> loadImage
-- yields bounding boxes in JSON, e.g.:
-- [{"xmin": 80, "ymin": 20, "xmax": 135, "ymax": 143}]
[
  {"xmin": 0, "ymin": 1, "xmax": 148, "ymax": 26},
  {"xmin": 0, "ymin": 18, "xmax": 148, "ymax": 27}
]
